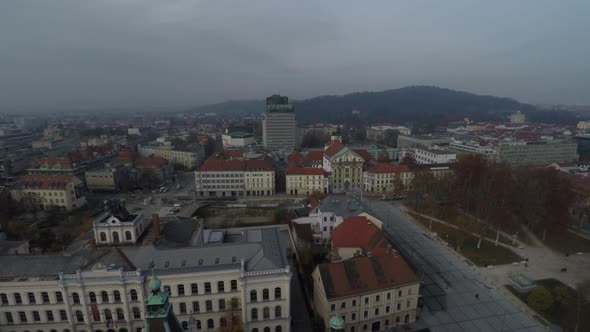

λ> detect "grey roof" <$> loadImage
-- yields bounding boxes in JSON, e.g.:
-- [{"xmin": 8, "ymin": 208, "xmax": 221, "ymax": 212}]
[{"xmin": 318, "ymin": 194, "xmax": 366, "ymax": 219}]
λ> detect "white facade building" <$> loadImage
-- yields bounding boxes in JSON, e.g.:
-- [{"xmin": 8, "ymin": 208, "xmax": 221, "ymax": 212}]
[
  {"xmin": 93, "ymin": 211, "xmax": 149, "ymax": 245},
  {"xmin": 262, "ymin": 95, "xmax": 296, "ymax": 151},
  {"xmin": 413, "ymin": 147, "xmax": 456, "ymax": 165}
]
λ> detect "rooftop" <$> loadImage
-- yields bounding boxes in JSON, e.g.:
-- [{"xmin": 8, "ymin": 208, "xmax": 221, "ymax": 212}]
[
  {"xmin": 13, "ymin": 175, "xmax": 76, "ymax": 190},
  {"xmin": 331, "ymin": 216, "xmax": 391, "ymax": 257},
  {"xmin": 317, "ymin": 194, "xmax": 371, "ymax": 219}
]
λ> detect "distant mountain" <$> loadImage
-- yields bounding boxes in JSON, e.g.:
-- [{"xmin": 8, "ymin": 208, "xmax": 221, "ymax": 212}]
[{"xmin": 191, "ymin": 86, "xmax": 572, "ymax": 125}]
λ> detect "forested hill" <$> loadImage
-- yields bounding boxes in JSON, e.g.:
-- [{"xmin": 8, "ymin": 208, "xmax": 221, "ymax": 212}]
[{"xmin": 190, "ymin": 86, "xmax": 550, "ymax": 125}]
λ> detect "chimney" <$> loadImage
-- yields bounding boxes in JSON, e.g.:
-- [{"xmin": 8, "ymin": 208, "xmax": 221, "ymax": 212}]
[{"xmin": 152, "ymin": 214, "xmax": 161, "ymax": 239}]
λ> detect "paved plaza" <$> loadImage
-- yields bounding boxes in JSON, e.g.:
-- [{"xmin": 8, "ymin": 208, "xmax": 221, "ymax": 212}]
[{"xmin": 367, "ymin": 199, "xmax": 547, "ymax": 332}]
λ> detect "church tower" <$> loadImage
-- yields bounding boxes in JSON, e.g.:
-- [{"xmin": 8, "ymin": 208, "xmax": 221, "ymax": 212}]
[{"xmin": 144, "ymin": 259, "xmax": 184, "ymax": 332}]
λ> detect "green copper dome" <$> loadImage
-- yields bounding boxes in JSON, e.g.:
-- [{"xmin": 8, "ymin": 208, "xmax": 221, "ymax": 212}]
[
  {"xmin": 563, "ymin": 130, "xmax": 572, "ymax": 136},
  {"xmin": 149, "ymin": 275, "xmax": 161, "ymax": 292},
  {"xmin": 329, "ymin": 315, "xmax": 345, "ymax": 330}
]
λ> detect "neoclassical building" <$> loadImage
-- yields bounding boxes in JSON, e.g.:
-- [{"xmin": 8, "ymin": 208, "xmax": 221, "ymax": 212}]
[{"xmin": 0, "ymin": 225, "xmax": 292, "ymax": 332}]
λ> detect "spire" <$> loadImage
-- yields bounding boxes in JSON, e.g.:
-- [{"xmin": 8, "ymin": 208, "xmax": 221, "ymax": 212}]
[{"xmin": 148, "ymin": 258, "xmax": 161, "ymax": 295}]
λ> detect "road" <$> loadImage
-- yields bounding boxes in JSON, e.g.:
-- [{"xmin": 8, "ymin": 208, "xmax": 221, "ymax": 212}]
[{"xmin": 366, "ymin": 199, "xmax": 547, "ymax": 332}]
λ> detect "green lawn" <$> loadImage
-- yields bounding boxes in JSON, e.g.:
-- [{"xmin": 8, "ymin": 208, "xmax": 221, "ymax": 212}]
[
  {"xmin": 506, "ymin": 279, "xmax": 590, "ymax": 331},
  {"xmin": 409, "ymin": 212, "xmax": 523, "ymax": 266}
]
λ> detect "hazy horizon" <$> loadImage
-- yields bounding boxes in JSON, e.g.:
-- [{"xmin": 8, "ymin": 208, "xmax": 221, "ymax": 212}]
[{"xmin": 1, "ymin": 1, "xmax": 589, "ymax": 111}]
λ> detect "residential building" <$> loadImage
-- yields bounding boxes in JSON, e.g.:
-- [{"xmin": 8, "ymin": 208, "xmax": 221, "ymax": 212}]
[
  {"xmin": 0, "ymin": 224, "xmax": 292, "ymax": 332},
  {"xmin": 195, "ymin": 159, "xmax": 275, "ymax": 197},
  {"xmin": 222, "ymin": 126, "xmax": 256, "ymax": 148},
  {"xmin": 413, "ymin": 147, "xmax": 456, "ymax": 165},
  {"xmin": 396, "ymin": 134, "xmax": 451, "ymax": 150},
  {"xmin": 509, "ymin": 111, "xmax": 526, "ymax": 123},
  {"xmin": 26, "ymin": 156, "xmax": 85, "ymax": 178},
  {"xmin": 313, "ymin": 254, "xmax": 420, "ymax": 332},
  {"xmin": 93, "ymin": 202, "xmax": 149, "ymax": 245},
  {"xmin": 139, "ymin": 144, "xmax": 204, "ymax": 170},
  {"xmin": 85, "ymin": 167, "xmax": 119, "ymax": 191},
  {"xmin": 262, "ymin": 94, "xmax": 296, "ymax": 151},
  {"xmin": 577, "ymin": 121, "xmax": 590, "ymax": 130},
  {"xmin": 286, "ymin": 167, "xmax": 330, "ymax": 195},
  {"xmin": 363, "ymin": 163, "xmax": 410, "ymax": 193},
  {"xmin": 9, "ymin": 175, "xmax": 86, "ymax": 211}
]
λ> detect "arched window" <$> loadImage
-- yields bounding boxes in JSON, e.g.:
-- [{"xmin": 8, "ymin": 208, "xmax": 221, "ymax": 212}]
[
  {"xmin": 252, "ymin": 329, "xmax": 258, "ymax": 332},
  {"xmin": 116, "ymin": 308, "xmax": 124, "ymax": 321},
  {"xmin": 72, "ymin": 292, "xmax": 80, "ymax": 304},
  {"xmin": 207, "ymin": 319, "xmax": 214, "ymax": 329},
  {"xmin": 263, "ymin": 307, "xmax": 270, "ymax": 319},
  {"xmin": 262, "ymin": 288, "xmax": 269, "ymax": 300},
  {"xmin": 130, "ymin": 289, "xmax": 138, "ymax": 302},
  {"xmin": 275, "ymin": 306, "xmax": 281, "ymax": 318},
  {"xmin": 250, "ymin": 290, "xmax": 257, "ymax": 302},
  {"xmin": 89, "ymin": 292, "xmax": 97, "ymax": 303},
  {"xmin": 251, "ymin": 308, "xmax": 258, "ymax": 321},
  {"xmin": 181, "ymin": 322, "xmax": 188, "ymax": 329},
  {"xmin": 274, "ymin": 287, "xmax": 281, "ymax": 299},
  {"xmin": 75, "ymin": 310, "xmax": 84, "ymax": 322},
  {"xmin": 112, "ymin": 232, "xmax": 120, "ymax": 243},
  {"xmin": 125, "ymin": 231, "xmax": 132, "ymax": 241},
  {"xmin": 264, "ymin": 328, "xmax": 270, "ymax": 332},
  {"xmin": 113, "ymin": 290, "xmax": 121, "ymax": 302},
  {"xmin": 100, "ymin": 232, "xmax": 107, "ymax": 242},
  {"xmin": 385, "ymin": 319, "xmax": 390, "ymax": 327},
  {"xmin": 101, "ymin": 291, "xmax": 109, "ymax": 303},
  {"xmin": 196, "ymin": 320, "xmax": 201, "ymax": 329},
  {"xmin": 132, "ymin": 307, "xmax": 140, "ymax": 319},
  {"xmin": 104, "ymin": 309, "xmax": 112, "ymax": 321},
  {"xmin": 276, "ymin": 327, "xmax": 282, "ymax": 332}
]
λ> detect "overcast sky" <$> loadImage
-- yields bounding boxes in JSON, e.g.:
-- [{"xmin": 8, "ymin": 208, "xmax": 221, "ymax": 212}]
[{"xmin": 1, "ymin": 0, "xmax": 589, "ymax": 111}]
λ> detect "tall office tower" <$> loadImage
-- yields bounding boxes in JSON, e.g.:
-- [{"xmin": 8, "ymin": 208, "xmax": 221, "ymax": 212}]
[{"xmin": 262, "ymin": 94, "xmax": 296, "ymax": 151}]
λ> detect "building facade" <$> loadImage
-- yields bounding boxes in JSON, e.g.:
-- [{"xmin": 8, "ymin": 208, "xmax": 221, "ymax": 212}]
[
  {"xmin": 412, "ymin": 147, "xmax": 456, "ymax": 165},
  {"xmin": 262, "ymin": 95, "xmax": 296, "ymax": 151},
  {"xmin": 10, "ymin": 175, "xmax": 86, "ymax": 211},
  {"xmin": 93, "ymin": 211, "xmax": 149, "ymax": 246},
  {"xmin": 85, "ymin": 168, "xmax": 119, "ymax": 192},
  {"xmin": 195, "ymin": 159, "xmax": 275, "ymax": 197},
  {"xmin": 363, "ymin": 164, "xmax": 410, "ymax": 193},
  {"xmin": 286, "ymin": 168, "xmax": 330, "ymax": 195},
  {"xmin": 139, "ymin": 145, "xmax": 204, "ymax": 170}
]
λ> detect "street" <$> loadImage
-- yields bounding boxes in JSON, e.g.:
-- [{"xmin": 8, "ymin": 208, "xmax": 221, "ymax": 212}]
[{"xmin": 367, "ymin": 199, "xmax": 547, "ymax": 332}]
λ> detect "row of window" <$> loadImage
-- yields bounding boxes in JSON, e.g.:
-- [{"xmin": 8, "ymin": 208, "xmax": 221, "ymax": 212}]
[
  {"xmin": 344, "ymin": 315, "xmax": 411, "ymax": 332},
  {"xmin": 330, "ymin": 289, "xmax": 413, "ymax": 311},
  {"xmin": 3, "ymin": 307, "xmax": 140, "ymax": 324},
  {"xmin": 98, "ymin": 231, "xmax": 133, "ymax": 242},
  {"xmin": 177, "ymin": 297, "xmax": 239, "ymax": 314},
  {"xmin": 250, "ymin": 306, "xmax": 282, "ymax": 320},
  {"xmin": 249, "ymin": 288, "xmax": 282, "ymax": 302},
  {"xmin": 331, "ymin": 301, "xmax": 412, "ymax": 321},
  {"xmin": 0, "ymin": 289, "xmax": 143, "ymax": 306},
  {"xmin": 164, "ymin": 280, "xmax": 238, "ymax": 297}
]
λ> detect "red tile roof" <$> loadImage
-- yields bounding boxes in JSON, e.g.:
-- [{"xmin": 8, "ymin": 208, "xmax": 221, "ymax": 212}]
[
  {"xmin": 287, "ymin": 151, "xmax": 302, "ymax": 167},
  {"xmin": 15, "ymin": 175, "xmax": 75, "ymax": 190},
  {"xmin": 324, "ymin": 140, "xmax": 346, "ymax": 157},
  {"xmin": 35, "ymin": 156, "xmax": 75, "ymax": 169},
  {"xmin": 199, "ymin": 159, "xmax": 244, "ymax": 171},
  {"xmin": 136, "ymin": 156, "xmax": 169, "ymax": 168},
  {"xmin": 286, "ymin": 167, "xmax": 326, "ymax": 176},
  {"xmin": 304, "ymin": 150, "xmax": 324, "ymax": 162},
  {"xmin": 352, "ymin": 149, "xmax": 374, "ymax": 162},
  {"xmin": 318, "ymin": 253, "xmax": 420, "ymax": 299},
  {"xmin": 331, "ymin": 216, "xmax": 391, "ymax": 257},
  {"xmin": 117, "ymin": 148, "xmax": 137, "ymax": 161},
  {"xmin": 244, "ymin": 160, "xmax": 273, "ymax": 171},
  {"xmin": 365, "ymin": 163, "xmax": 409, "ymax": 174}
]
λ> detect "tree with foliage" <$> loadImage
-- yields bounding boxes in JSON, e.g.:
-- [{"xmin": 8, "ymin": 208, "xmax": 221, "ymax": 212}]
[
  {"xmin": 553, "ymin": 286, "xmax": 571, "ymax": 306},
  {"xmin": 527, "ymin": 286, "xmax": 554, "ymax": 312},
  {"xmin": 220, "ymin": 298, "xmax": 243, "ymax": 332}
]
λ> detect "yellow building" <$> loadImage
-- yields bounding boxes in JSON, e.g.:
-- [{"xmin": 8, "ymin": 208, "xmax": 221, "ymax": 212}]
[
  {"xmin": 363, "ymin": 163, "xmax": 411, "ymax": 193},
  {"xmin": 85, "ymin": 167, "xmax": 119, "ymax": 191},
  {"xmin": 10, "ymin": 175, "xmax": 87, "ymax": 211},
  {"xmin": 286, "ymin": 168, "xmax": 330, "ymax": 195},
  {"xmin": 139, "ymin": 145, "xmax": 204, "ymax": 170},
  {"xmin": 323, "ymin": 140, "xmax": 372, "ymax": 192},
  {"xmin": 244, "ymin": 160, "xmax": 276, "ymax": 196}
]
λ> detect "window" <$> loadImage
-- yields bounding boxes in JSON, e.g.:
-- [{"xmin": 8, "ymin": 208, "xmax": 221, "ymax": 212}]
[
  {"xmin": 220, "ymin": 317, "xmax": 227, "ymax": 327},
  {"xmin": 46, "ymin": 310, "xmax": 54, "ymax": 321},
  {"xmin": 231, "ymin": 280, "xmax": 238, "ymax": 291},
  {"xmin": 274, "ymin": 287, "xmax": 281, "ymax": 299},
  {"xmin": 219, "ymin": 299, "xmax": 225, "ymax": 310},
  {"xmin": 114, "ymin": 290, "xmax": 121, "ymax": 302},
  {"xmin": 100, "ymin": 232, "xmax": 107, "ymax": 242},
  {"xmin": 101, "ymin": 291, "xmax": 109, "ymax": 303},
  {"xmin": 386, "ymin": 292, "xmax": 391, "ymax": 300},
  {"xmin": 363, "ymin": 324, "xmax": 368, "ymax": 331},
  {"xmin": 207, "ymin": 319, "xmax": 214, "ymax": 329},
  {"xmin": 125, "ymin": 231, "xmax": 132, "ymax": 241},
  {"xmin": 250, "ymin": 290, "xmax": 257, "ymax": 302},
  {"xmin": 60, "ymin": 310, "xmax": 67, "ymax": 321},
  {"xmin": 351, "ymin": 327, "xmax": 355, "ymax": 332},
  {"xmin": 179, "ymin": 302, "xmax": 187, "ymax": 314},
  {"xmin": 0, "ymin": 293, "xmax": 7, "ymax": 304},
  {"xmin": 398, "ymin": 290, "xmax": 402, "ymax": 297},
  {"xmin": 375, "ymin": 295, "xmax": 380, "ymax": 302},
  {"xmin": 386, "ymin": 305, "xmax": 391, "ymax": 313},
  {"xmin": 264, "ymin": 328, "xmax": 270, "ymax": 332},
  {"xmin": 206, "ymin": 300, "xmax": 213, "ymax": 312},
  {"xmin": 105, "ymin": 309, "xmax": 112, "ymax": 321},
  {"xmin": 130, "ymin": 289, "xmax": 138, "ymax": 301},
  {"xmin": 341, "ymin": 302, "xmax": 346, "ymax": 309},
  {"xmin": 275, "ymin": 306, "xmax": 281, "ymax": 318},
  {"xmin": 374, "ymin": 308, "xmax": 379, "ymax": 316},
  {"xmin": 72, "ymin": 292, "xmax": 80, "ymax": 304},
  {"xmin": 33, "ymin": 311, "xmax": 40, "ymax": 321},
  {"xmin": 75, "ymin": 310, "xmax": 84, "ymax": 322},
  {"xmin": 14, "ymin": 293, "xmax": 22, "ymax": 304},
  {"xmin": 352, "ymin": 299, "xmax": 356, "ymax": 307},
  {"xmin": 17, "ymin": 311, "xmax": 27, "ymax": 322},
  {"xmin": 42, "ymin": 292, "xmax": 50, "ymax": 303},
  {"xmin": 385, "ymin": 319, "xmax": 390, "ymax": 327},
  {"xmin": 204, "ymin": 282, "xmax": 211, "ymax": 294},
  {"xmin": 178, "ymin": 285, "xmax": 185, "ymax": 296},
  {"xmin": 231, "ymin": 297, "xmax": 239, "ymax": 309},
  {"xmin": 218, "ymin": 281, "xmax": 225, "ymax": 292},
  {"xmin": 407, "ymin": 300, "xmax": 411, "ymax": 308},
  {"xmin": 263, "ymin": 307, "xmax": 270, "ymax": 319},
  {"xmin": 262, "ymin": 288, "xmax": 269, "ymax": 301},
  {"xmin": 396, "ymin": 303, "xmax": 401, "ymax": 311},
  {"xmin": 89, "ymin": 292, "xmax": 97, "ymax": 303},
  {"xmin": 363, "ymin": 311, "xmax": 368, "ymax": 319},
  {"xmin": 364, "ymin": 297, "xmax": 369, "ymax": 305},
  {"xmin": 251, "ymin": 308, "xmax": 258, "ymax": 320},
  {"xmin": 331, "ymin": 303, "xmax": 335, "ymax": 311},
  {"xmin": 351, "ymin": 313, "xmax": 356, "ymax": 321},
  {"xmin": 116, "ymin": 308, "xmax": 124, "ymax": 321},
  {"xmin": 164, "ymin": 285, "xmax": 171, "ymax": 294},
  {"xmin": 404, "ymin": 314, "xmax": 410, "ymax": 323},
  {"xmin": 192, "ymin": 301, "xmax": 200, "ymax": 313},
  {"xmin": 395, "ymin": 316, "xmax": 400, "ymax": 323}
]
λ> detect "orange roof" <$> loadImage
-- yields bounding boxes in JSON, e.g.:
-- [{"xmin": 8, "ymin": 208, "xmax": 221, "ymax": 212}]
[
  {"xmin": 198, "ymin": 158, "xmax": 273, "ymax": 171},
  {"xmin": 15, "ymin": 175, "xmax": 75, "ymax": 190},
  {"xmin": 136, "ymin": 156, "xmax": 168, "ymax": 168},
  {"xmin": 287, "ymin": 167, "xmax": 326, "ymax": 176},
  {"xmin": 365, "ymin": 163, "xmax": 409, "ymax": 174},
  {"xmin": 244, "ymin": 160, "xmax": 273, "ymax": 171},
  {"xmin": 352, "ymin": 149, "xmax": 374, "ymax": 162},
  {"xmin": 318, "ymin": 253, "xmax": 420, "ymax": 299},
  {"xmin": 304, "ymin": 150, "xmax": 324, "ymax": 162},
  {"xmin": 331, "ymin": 216, "xmax": 391, "ymax": 256},
  {"xmin": 287, "ymin": 151, "xmax": 302, "ymax": 166},
  {"xmin": 324, "ymin": 140, "xmax": 346, "ymax": 157}
]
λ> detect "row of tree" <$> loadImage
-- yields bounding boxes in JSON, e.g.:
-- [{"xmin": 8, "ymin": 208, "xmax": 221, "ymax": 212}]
[{"xmin": 406, "ymin": 154, "xmax": 577, "ymax": 243}]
